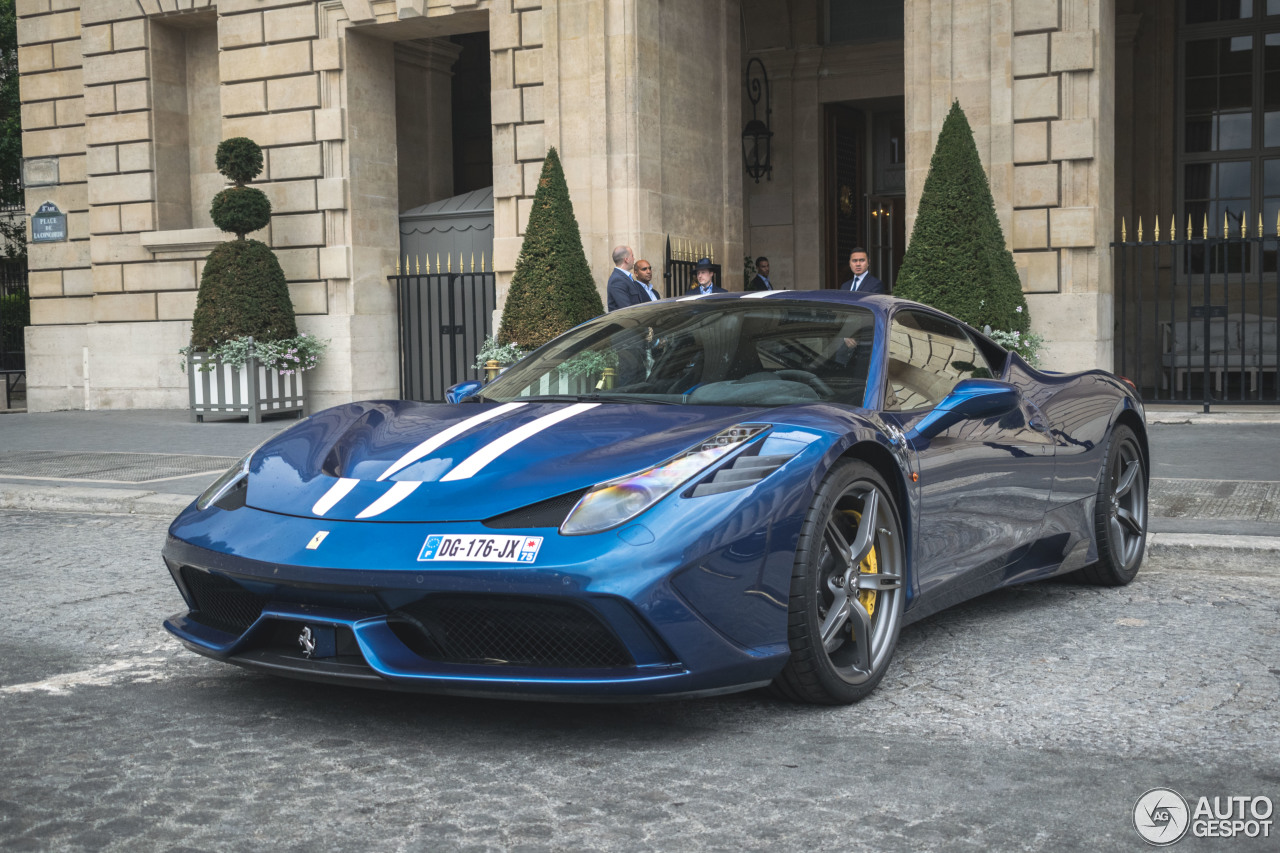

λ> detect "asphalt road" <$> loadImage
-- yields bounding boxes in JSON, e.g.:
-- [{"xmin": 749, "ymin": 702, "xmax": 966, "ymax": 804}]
[
  {"xmin": 2, "ymin": 510, "xmax": 1277, "ymax": 852},
  {"xmin": 1147, "ymin": 423, "xmax": 1280, "ymax": 482}
]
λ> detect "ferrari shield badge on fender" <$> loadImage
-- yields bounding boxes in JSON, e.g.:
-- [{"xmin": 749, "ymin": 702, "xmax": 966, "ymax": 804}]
[{"xmin": 305, "ymin": 531, "xmax": 329, "ymax": 550}]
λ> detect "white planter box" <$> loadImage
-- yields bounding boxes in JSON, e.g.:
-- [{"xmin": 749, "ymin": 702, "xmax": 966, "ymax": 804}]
[{"xmin": 188, "ymin": 352, "xmax": 305, "ymax": 423}]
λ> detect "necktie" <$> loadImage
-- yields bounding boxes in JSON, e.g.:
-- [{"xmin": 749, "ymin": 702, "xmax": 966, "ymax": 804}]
[{"xmin": 851, "ymin": 276, "xmax": 860, "ymax": 291}]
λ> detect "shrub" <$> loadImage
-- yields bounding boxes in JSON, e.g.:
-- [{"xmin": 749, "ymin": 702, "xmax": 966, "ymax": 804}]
[
  {"xmin": 215, "ymin": 137, "xmax": 264, "ymax": 185},
  {"xmin": 190, "ymin": 239, "xmax": 297, "ymax": 348},
  {"xmin": 497, "ymin": 147, "xmax": 604, "ymax": 349},
  {"xmin": 190, "ymin": 137, "xmax": 300, "ymax": 350},
  {"xmin": 894, "ymin": 101, "xmax": 1030, "ymax": 334},
  {"xmin": 210, "ymin": 185, "xmax": 271, "ymax": 236}
]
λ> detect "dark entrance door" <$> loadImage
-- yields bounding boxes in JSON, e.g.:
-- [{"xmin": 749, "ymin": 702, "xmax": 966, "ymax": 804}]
[
  {"xmin": 825, "ymin": 103, "xmax": 906, "ymax": 291},
  {"xmin": 825, "ymin": 104, "xmax": 865, "ymax": 290}
]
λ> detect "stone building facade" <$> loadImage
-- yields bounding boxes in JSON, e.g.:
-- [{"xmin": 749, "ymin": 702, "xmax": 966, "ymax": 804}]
[{"xmin": 13, "ymin": 0, "xmax": 1144, "ymax": 411}]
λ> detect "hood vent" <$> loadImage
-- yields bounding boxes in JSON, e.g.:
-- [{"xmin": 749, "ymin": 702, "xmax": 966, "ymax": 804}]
[
  {"xmin": 482, "ymin": 489, "xmax": 588, "ymax": 529},
  {"xmin": 690, "ymin": 453, "xmax": 793, "ymax": 498}
]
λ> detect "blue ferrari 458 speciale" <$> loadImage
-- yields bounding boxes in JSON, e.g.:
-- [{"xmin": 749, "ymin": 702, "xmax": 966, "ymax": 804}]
[{"xmin": 163, "ymin": 291, "xmax": 1148, "ymax": 704}]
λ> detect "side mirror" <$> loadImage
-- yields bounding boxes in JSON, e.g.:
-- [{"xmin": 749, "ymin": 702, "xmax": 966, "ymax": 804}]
[
  {"xmin": 444, "ymin": 380, "xmax": 484, "ymax": 404},
  {"xmin": 905, "ymin": 379, "xmax": 1020, "ymax": 442}
]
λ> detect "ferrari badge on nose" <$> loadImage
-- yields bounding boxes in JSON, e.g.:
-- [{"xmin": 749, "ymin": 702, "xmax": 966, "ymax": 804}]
[{"xmin": 298, "ymin": 626, "xmax": 316, "ymax": 658}]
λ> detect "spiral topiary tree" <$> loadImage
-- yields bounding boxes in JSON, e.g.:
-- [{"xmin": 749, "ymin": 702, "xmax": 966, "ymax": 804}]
[
  {"xmin": 498, "ymin": 147, "xmax": 603, "ymax": 349},
  {"xmin": 894, "ymin": 101, "xmax": 1030, "ymax": 334},
  {"xmin": 190, "ymin": 137, "xmax": 297, "ymax": 349}
]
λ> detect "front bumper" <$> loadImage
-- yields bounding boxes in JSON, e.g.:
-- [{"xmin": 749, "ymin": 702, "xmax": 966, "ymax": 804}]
[{"xmin": 161, "ymin": 488, "xmax": 805, "ymax": 700}]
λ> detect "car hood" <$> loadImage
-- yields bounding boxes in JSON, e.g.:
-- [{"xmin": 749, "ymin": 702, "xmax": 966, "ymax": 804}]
[{"xmin": 244, "ymin": 400, "xmax": 804, "ymax": 522}]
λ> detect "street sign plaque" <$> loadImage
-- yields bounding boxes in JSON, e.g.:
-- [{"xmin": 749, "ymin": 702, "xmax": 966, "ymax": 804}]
[{"xmin": 31, "ymin": 201, "xmax": 67, "ymax": 243}]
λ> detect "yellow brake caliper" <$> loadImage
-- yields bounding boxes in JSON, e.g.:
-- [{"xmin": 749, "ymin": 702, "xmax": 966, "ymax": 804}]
[{"xmin": 841, "ymin": 509, "xmax": 878, "ymax": 617}]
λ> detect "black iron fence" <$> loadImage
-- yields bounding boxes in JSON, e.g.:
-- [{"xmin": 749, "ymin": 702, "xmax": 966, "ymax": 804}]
[
  {"xmin": 1113, "ymin": 217, "xmax": 1278, "ymax": 409},
  {"xmin": 393, "ymin": 264, "xmax": 496, "ymax": 402},
  {"xmin": 663, "ymin": 236, "xmax": 722, "ymax": 296},
  {"xmin": 0, "ymin": 260, "xmax": 28, "ymax": 372}
]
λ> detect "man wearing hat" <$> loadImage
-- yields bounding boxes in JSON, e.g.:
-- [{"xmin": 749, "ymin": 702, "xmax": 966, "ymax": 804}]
[{"xmin": 687, "ymin": 258, "xmax": 726, "ymax": 295}]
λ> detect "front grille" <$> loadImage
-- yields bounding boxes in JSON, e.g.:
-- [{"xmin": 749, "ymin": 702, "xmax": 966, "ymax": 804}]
[
  {"xmin": 255, "ymin": 620, "xmax": 363, "ymax": 661},
  {"xmin": 389, "ymin": 595, "xmax": 633, "ymax": 668},
  {"xmin": 482, "ymin": 490, "xmax": 586, "ymax": 529},
  {"xmin": 179, "ymin": 566, "xmax": 266, "ymax": 634}
]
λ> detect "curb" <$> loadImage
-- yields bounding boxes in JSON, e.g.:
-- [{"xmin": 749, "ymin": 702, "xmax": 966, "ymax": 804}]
[
  {"xmin": 0, "ymin": 484, "xmax": 192, "ymax": 520},
  {"xmin": 1145, "ymin": 411, "xmax": 1280, "ymax": 425},
  {"xmin": 1144, "ymin": 532, "xmax": 1280, "ymax": 554}
]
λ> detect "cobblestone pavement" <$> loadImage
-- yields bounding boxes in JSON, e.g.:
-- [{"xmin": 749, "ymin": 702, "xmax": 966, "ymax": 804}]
[
  {"xmin": 1150, "ymin": 478, "xmax": 1280, "ymax": 523},
  {"xmin": 2, "ymin": 510, "xmax": 1278, "ymax": 852}
]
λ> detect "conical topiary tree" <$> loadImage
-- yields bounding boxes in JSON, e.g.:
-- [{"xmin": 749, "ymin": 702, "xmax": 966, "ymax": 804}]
[
  {"xmin": 190, "ymin": 137, "xmax": 297, "ymax": 349},
  {"xmin": 498, "ymin": 147, "xmax": 603, "ymax": 349},
  {"xmin": 894, "ymin": 101, "xmax": 1030, "ymax": 335}
]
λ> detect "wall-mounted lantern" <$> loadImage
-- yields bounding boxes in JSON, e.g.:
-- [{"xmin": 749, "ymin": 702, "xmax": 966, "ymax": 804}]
[{"xmin": 742, "ymin": 57, "xmax": 772, "ymax": 183}]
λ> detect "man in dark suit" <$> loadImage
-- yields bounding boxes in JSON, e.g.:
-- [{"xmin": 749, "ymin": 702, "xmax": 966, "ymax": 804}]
[
  {"xmin": 840, "ymin": 248, "xmax": 885, "ymax": 294},
  {"xmin": 607, "ymin": 245, "xmax": 657, "ymax": 311},
  {"xmin": 747, "ymin": 256, "xmax": 774, "ymax": 291},
  {"xmin": 687, "ymin": 258, "xmax": 727, "ymax": 295}
]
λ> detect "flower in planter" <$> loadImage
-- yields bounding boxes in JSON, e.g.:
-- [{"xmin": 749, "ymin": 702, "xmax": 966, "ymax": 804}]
[
  {"xmin": 180, "ymin": 333, "xmax": 328, "ymax": 375},
  {"xmin": 472, "ymin": 335, "xmax": 528, "ymax": 370}
]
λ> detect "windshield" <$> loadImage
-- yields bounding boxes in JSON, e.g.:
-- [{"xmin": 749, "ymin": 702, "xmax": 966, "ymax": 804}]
[{"xmin": 480, "ymin": 300, "xmax": 876, "ymax": 407}]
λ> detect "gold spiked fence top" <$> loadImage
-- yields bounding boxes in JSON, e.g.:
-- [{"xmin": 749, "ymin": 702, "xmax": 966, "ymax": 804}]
[
  {"xmin": 1119, "ymin": 212, "xmax": 1280, "ymax": 242},
  {"xmin": 395, "ymin": 252, "xmax": 488, "ymax": 275},
  {"xmin": 670, "ymin": 239, "xmax": 716, "ymax": 263}
]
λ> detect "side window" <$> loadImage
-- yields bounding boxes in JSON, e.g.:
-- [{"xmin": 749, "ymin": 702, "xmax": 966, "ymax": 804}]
[{"xmin": 883, "ymin": 311, "xmax": 993, "ymax": 411}]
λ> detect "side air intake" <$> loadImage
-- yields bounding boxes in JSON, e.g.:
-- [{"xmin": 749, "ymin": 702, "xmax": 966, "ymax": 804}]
[{"xmin": 690, "ymin": 453, "xmax": 792, "ymax": 498}]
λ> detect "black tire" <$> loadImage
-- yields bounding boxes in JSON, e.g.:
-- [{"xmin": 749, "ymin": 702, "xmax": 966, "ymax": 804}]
[
  {"xmin": 773, "ymin": 460, "xmax": 906, "ymax": 704},
  {"xmin": 1078, "ymin": 424, "xmax": 1147, "ymax": 586}
]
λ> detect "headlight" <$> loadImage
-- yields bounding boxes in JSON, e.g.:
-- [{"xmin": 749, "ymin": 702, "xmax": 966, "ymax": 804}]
[
  {"xmin": 559, "ymin": 425, "xmax": 767, "ymax": 536},
  {"xmin": 196, "ymin": 451, "xmax": 252, "ymax": 511}
]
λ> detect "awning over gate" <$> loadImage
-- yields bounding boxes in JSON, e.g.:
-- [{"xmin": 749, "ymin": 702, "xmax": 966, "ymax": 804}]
[{"xmin": 399, "ymin": 187, "xmax": 494, "ymax": 271}]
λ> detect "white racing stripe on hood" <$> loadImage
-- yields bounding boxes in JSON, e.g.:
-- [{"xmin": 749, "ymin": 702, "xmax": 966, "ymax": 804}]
[
  {"xmin": 312, "ymin": 477, "xmax": 358, "ymax": 516},
  {"xmin": 356, "ymin": 480, "xmax": 421, "ymax": 519},
  {"xmin": 377, "ymin": 402, "xmax": 526, "ymax": 482},
  {"xmin": 440, "ymin": 402, "xmax": 600, "ymax": 482}
]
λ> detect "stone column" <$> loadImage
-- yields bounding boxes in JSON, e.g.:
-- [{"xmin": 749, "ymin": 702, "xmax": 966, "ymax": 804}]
[
  {"xmin": 394, "ymin": 39, "xmax": 463, "ymax": 212},
  {"xmin": 905, "ymin": 0, "xmax": 1115, "ymax": 371},
  {"xmin": 500, "ymin": 0, "xmax": 742, "ymax": 304}
]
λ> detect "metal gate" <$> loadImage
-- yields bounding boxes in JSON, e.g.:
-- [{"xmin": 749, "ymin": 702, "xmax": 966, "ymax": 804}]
[
  {"xmin": 393, "ymin": 263, "xmax": 496, "ymax": 402},
  {"xmin": 663, "ymin": 236, "xmax": 721, "ymax": 296},
  {"xmin": 0, "ymin": 260, "xmax": 27, "ymax": 372},
  {"xmin": 1113, "ymin": 217, "xmax": 1278, "ymax": 409}
]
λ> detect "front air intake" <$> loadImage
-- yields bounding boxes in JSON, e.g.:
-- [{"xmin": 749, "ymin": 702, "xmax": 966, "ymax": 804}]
[
  {"xmin": 179, "ymin": 566, "xmax": 266, "ymax": 635},
  {"xmin": 389, "ymin": 595, "xmax": 634, "ymax": 668}
]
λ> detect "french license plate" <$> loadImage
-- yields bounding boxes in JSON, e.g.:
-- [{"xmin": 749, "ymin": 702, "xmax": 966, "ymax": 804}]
[{"xmin": 417, "ymin": 534, "xmax": 543, "ymax": 563}]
